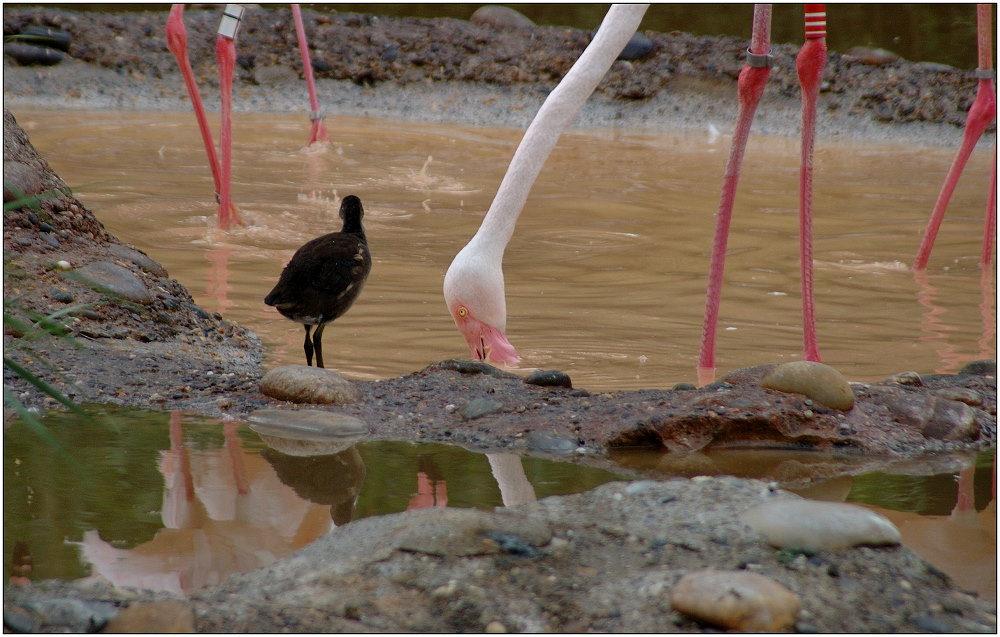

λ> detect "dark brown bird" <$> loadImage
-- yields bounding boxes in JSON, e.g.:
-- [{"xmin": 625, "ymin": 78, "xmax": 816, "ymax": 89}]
[{"xmin": 264, "ymin": 195, "xmax": 372, "ymax": 368}]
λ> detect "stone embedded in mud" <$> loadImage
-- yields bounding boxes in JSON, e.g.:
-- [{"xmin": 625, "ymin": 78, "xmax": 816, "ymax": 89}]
[
  {"xmin": 741, "ymin": 499, "xmax": 901, "ymax": 552},
  {"xmin": 760, "ymin": 361, "xmax": 855, "ymax": 411},
  {"xmin": 260, "ymin": 365, "xmax": 360, "ymax": 404},
  {"xmin": 75, "ymin": 261, "xmax": 154, "ymax": 304},
  {"xmin": 460, "ymin": 397, "xmax": 504, "ymax": 419},
  {"xmin": 959, "ymin": 359, "xmax": 997, "ymax": 377},
  {"xmin": 470, "ymin": 5, "xmax": 536, "ymax": 29},
  {"xmin": 101, "ymin": 601, "xmax": 195, "ymax": 633},
  {"xmin": 525, "ymin": 430, "xmax": 578, "ymax": 455},
  {"xmin": 524, "ymin": 369, "xmax": 572, "ymax": 389},
  {"xmin": 670, "ymin": 569, "xmax": 801, "ymax": 632},
  {"xmin": 247, "ymin": 408, "xmax": 367, "ymax": 456},
  {"xmin": 885, "ymin": 370, "xmax": 923, "ymax": 386},
  {"xmin": 395, "ymin": 508, "xmax": 551, "ymax": 557}
]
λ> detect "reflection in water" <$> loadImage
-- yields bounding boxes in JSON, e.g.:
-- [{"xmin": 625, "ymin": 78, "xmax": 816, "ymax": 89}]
[
  {"xmin": 14, "ymin": 109, "xmax": 995, "ymax": 391},
  {"xmin": 913, "ymin": 266, "xmax": 997, "ymax": 374},
  {"xmin": 612, "ymin": 446, "xmax": 997, "ymax": 598}
]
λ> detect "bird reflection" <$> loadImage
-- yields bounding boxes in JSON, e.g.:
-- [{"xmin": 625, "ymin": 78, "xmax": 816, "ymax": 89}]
[{"xmin": 262, "ymin": 446, "xmax": 366, "ymax": 526}]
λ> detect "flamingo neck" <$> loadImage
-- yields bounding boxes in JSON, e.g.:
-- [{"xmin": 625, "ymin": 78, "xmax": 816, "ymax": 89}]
[{"xmin": 473, "ymin": 3, "xmax": 649, "ymax": 250}]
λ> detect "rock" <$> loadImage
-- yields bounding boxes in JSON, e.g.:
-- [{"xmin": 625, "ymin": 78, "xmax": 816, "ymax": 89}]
[
  {"xmin": 741, "ymin": 499, "xmax": 901, "ymax": 552},
  {"xmin": 618, "ymin": 32, "xmax": 654, "ymax": 60},
  {"xmin": 844, "ymin": 46, "xmax": 901, "ymax": 65},
  {"xmin": 107, "ymin": 244, "xmax": 168, "ymax": 277},
  {"xmin": 670, "ymin": 569, "xmax": 801, "ymax": 631},
  {"xmin": 394, "ymin": 508, "xmax": 551, "ymax": 557},
  {"xmin": 259, "ymin": 365, "xmax": 360, "ymax": 404},
  {"xmin": 470, "ymin": 5, "xmax": 536, "ymax": 29},
  {"xmin": 459, "ymin": 397, "xmax": 503, "ymax": 419},
  {"xmin": 22, "ymin": 598, "xmax": 117, "ymax": 632},
  {"xmin": 525, "ymin": 430, "xmax": 577, "ymax": 455},
  {"xmin": 886, "ymin": 370, "xmax": 922, "ymax": 386},
  {"xmin": 74, "ymin": 261, "xmax": 154, "ymax": 304},
  {"xmin": 18, "ymin": 26, "xmax": 72, "ymax": 52},
  {"xmin": 3, "ymin": 42, "xmax": 63, "ymax": 66},
  {"xmin": 932, "ymin": 387, "xmax": 983, "ymax": 407},
  {"xmin": 959, "ymin": 360, "xmax": 996, "ymax": 377},
  {"xmin": 101, "ymin": 601, "xmax": 194, "ymax": 633},
  {"xmin": 248, "ymin": 408, "xmax": 367, "ymax": 456},
  {"xmin": 3, "ymin": 160, "xmax": 46, "ymax": 201},
  {"xmin": 760, "ymin": 361, "xmax": 855, "ymax": 411},
  {"xmin": 524, "ymin": 369, "xmax": 572, "ymax": 389}
]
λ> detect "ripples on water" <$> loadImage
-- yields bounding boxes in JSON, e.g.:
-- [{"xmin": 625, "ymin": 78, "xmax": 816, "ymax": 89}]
[{"xmin": 16, "ymin": 109, "xmax": 995, "ymax": 390}]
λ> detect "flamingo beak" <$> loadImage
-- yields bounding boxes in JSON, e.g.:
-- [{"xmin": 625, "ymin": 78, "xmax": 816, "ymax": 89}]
[{"xmin": 454, "ymin": 312, "xmax": 520, "ymax": 365}]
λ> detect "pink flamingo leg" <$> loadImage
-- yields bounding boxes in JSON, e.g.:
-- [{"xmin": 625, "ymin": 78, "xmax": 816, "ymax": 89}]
[
  {"xmin": 291, "ymin": 4, "xmax": 330, "ymax": 145},
  {"xmin": 166, "ymin": 5, "xmax": 224, "ymax": 200},
  {"xmin": 796, "ymin": 4, "xmax": 826, "ymax": 363},
  {"xmin": 983, "ymin": 151, "xmax": 996, "ymax": 265},
  {"xmin": 914, "ymin": 4, "xmax": 996, "ymax": 270},
  {"xmin": 698, "ymin": 4, "xmax": 773, "ymax": 384},
  {"xmin": 215, "ymin": 33, "xmax": 241, "ymax": 228}
]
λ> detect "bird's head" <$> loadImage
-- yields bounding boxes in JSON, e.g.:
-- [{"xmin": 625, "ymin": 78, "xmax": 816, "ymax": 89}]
[{"xmin": 443, "ymin": 242, "xmax": 520, "ymax": 365}]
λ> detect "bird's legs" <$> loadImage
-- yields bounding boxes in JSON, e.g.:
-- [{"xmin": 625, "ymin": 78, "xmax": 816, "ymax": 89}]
[
  {"xmin": 303, "ymin": 324, "xmax": 315, "ymax": 366},
  {"xmin": 313, "ymin": 323, "xmax": 327, "ymax": 368}
]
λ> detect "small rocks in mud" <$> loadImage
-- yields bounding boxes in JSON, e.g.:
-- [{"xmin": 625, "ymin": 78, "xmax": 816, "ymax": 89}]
[
  {"xmin": 101, "ymin": 601, "xmax": 194, "ymax": 633},
  {"xmin": 469, "ymin": 5, "xmax": 536, "ymax": 30},
  {"xmin": 741, "ymin": 499, "xmax": 901, "ymax": 552},
  {"xmin": 670, "ymin": 569, "xmax": 801, "ymax": 631},
  {"xmin": 525, "ymin": 429, "xmax": 578, "ymax": 455},
  {"xmin": 259, "ymin": 365, "xmax": 360, "ymax": 404},
  {"xmin": 524, "ymin": 369, "xmax": 573, "ymax": 389},
  {"xmin": 760, "ymin": 361, "xmax": 855, "ymax": 411},
  {"xmin": 459, "ymin": 397, "xmax": 504, "ymax": 420},
  {"xmin": 886, "ymin": 370, "xmax": 923, "ymax": 386}
]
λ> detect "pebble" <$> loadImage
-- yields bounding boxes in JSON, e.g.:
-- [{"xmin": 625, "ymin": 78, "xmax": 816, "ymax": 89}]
[
  {"xmin": 459, "ymin": 397, "xmax": 503, "ymax": 419},
  {"xmin": 525, "ymin": 430, "xmax": 578, "ymax": 456},
  {"xmin": 672, "ymin": 382, "xmax": 697, "ymax": 391},
  {"xmin": 760, "ymin": 361, "xmax": 855, "ymax": 411},
  {"xmin": 470, "ymin": 5, "xmax": 536, "ymax": 29},
  {"xmin": 485, "ymin": 620, "xmax": 508, "ymax": 633},
  {"xmin": 932, "ymin": 387, "xmax": 982, "ymax": 407},
  {"xmin": 259, "ymin": 365, "xmax": 360, "ymax": 404},
  {"xmin": 3, "ymin": 42, "xmax": 64, "ymax": 66},
  {"xmin": 21, "ymin": 598, "xmax": 117, "ymax": 632},
  {"xmin": 669, "ymin": 569, "xmax": 801, "ymax": 632},
  {"xmin": 75, "ymin": 261, "xmax": 154, "ymax": 304},
  {"xmin": 741, "ymin": 499, "xmax": 900, "ymax": 552},
  {"xmin": 618, "ymin": 32, "xmax": 654, "ymax": 60},
  {"xmin": 51, "ymin": 289, "xmax": 73, "ymax": 302},
  {"xmin": 885, "ymin": 370, "xmax": 922, "ymax": 386},
  {"xmin": 101, "ymin": 601, "xmax": 194, "ymax": 633},
  {"xmin": 844, "ymin": 46, "xmax": 901, "ymax": 65},
  {"xmin": 524, "ymin": 369, "xmax": 572, "ymax": 389},
  {"xmin": 958, "ymin": 359, "xmax": 996, "ymax": 377}
]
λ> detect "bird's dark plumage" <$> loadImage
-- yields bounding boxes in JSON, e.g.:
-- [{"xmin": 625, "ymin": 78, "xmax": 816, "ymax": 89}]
[{"xmin": 264, "ymin": 195, "xmax": 372, "ymax": 368}]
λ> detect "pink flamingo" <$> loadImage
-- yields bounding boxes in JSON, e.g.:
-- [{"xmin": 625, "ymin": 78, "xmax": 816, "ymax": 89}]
[
  {"xmin": 697, "ymin": 4, "xmax": 774, "ymax": 385},
  {"xmin": 914, "ymin": 4, "xmax": 996, "ymax": 270},
  {"xmin": 291, "ymin": 4, "xmax": 330, "ymax": 145},
  {"xmin": 443, "ymin": 4, "xmax": 649, "ymax": 364},
  {"xmin": 166, "ymin": 4, "xmax": 243, "ymax": 228}
]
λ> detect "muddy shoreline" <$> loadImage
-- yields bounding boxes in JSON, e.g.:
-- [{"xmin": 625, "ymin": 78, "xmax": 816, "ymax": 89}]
[{"xmin": 2, "ymin": 7, "xmax": 997, "ymax": 634}]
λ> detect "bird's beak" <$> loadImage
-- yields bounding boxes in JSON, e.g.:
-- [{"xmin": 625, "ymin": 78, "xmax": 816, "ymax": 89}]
[{"xmin": 456, "ymin": 314, "xmax": 520, "ymax": 365}]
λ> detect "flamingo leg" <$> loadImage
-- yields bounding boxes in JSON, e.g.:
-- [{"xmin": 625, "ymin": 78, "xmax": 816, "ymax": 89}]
[
  {"xmin": 166, "ymin": 5, "xmax": 224, "ymax": 201},
  {"xmin": 214, "ymin": 5, "xmax": 244, "ymax": 229},
  {"xmin": 914, "ymin": 4, "xmax": 996, "ymax": 270},
  {"xmin": 982, "ymin": 150, "xmax": 997, "ymax": 266},
  {"xmin": 292, "ymin": 4, "xmax": 330, "ymax": 145},
  {"xmin": 795, "ymin": 4, "xmax": 827, "ymax": 363},
  {"xmin": 698, "ymin": 4, "xmax": 773, "ymax": 385}
]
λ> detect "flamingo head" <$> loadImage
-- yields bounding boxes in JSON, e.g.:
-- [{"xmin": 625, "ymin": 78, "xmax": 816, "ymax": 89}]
[{"xmin": 443, "ymin": 243, "xmax": 520, "ymax": 365}]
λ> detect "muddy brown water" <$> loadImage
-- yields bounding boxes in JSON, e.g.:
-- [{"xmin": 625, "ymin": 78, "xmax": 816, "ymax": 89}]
[
  {"xmin": 5, "ymin": 108, "xmax": 996, "ymax": 599},
  {"xmin": 14, "ymin": 109, "xmax": 995, "ymax": 390}
]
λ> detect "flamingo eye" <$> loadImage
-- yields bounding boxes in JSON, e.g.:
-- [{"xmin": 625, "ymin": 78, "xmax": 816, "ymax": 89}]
[{"xmin": 457, "ymin": 307, "xmax": 468, "ymax": 318}]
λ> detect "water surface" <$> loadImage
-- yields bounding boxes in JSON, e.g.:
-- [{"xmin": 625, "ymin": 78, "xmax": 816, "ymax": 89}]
[{"xmin": 14, "ymin": 109, "xmax": 995, "ymax": 390}]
